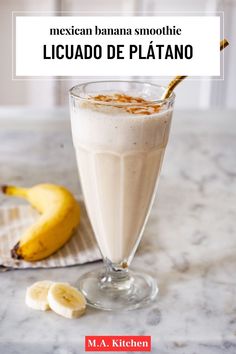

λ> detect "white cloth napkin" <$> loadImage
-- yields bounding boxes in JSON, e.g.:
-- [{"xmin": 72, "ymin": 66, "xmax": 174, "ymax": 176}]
[{"xmin": 0, "ymin": 202, "xmax": 101, "ymax": 269}]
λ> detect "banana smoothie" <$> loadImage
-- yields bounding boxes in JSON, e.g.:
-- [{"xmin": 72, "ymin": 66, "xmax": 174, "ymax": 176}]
[{"xmin": 70, "ymin": 93, "xmax": 173, "ymax": 264}]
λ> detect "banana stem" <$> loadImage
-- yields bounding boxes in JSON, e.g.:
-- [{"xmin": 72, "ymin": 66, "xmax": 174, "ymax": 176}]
[{"xmin": 1, "ymin": 185, "xmax": 28, "ymax": 198}]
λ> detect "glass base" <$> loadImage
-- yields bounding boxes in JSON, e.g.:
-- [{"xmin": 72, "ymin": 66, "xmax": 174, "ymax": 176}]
[{"xmin": 77, "ymin": 267, "xmax": 158, "ymax": 311}]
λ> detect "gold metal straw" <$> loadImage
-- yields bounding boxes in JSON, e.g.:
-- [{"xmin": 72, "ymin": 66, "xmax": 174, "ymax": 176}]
[{"xmin": 162, "ymin": 39, "xmax": 229, "ymax": 100}]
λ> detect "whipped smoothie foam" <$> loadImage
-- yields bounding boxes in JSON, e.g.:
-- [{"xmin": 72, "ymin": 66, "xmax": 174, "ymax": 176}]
[{"xmin": 70, "ymin": 93, "xmax": 173, "ymax": 264}]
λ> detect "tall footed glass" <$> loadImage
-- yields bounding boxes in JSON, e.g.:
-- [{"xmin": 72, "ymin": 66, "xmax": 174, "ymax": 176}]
[{"xmin": 69, "ymin": 81, "xmax": 175, "ymax": 311}]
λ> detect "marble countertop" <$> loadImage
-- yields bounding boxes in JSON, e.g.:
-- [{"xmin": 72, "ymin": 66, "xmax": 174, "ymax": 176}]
[{"xmin": 0, "ymin": 109, "xmax": 236, "ymax": 354}]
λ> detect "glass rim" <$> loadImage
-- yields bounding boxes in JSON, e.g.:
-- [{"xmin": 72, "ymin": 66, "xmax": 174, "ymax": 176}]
[{"xmin": 69, "ymin": 80, "xmax": 175, "ymax": 107}]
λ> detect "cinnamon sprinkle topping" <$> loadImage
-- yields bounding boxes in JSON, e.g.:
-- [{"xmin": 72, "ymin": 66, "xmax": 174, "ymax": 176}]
[{"xmin": 87, "ymin": 93, "xmax": 160, "ymax": 115}]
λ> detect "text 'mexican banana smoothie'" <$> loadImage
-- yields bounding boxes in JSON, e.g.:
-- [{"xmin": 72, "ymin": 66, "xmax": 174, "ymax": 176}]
[{"xmin": 71, "ymin": 93, "xmax": 173, "ymax": 264}]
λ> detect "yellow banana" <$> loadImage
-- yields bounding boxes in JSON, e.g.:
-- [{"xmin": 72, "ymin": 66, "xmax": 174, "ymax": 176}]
[{"xmin": 1, "ymin": 184, "xmax": 80, "ymax": 261}]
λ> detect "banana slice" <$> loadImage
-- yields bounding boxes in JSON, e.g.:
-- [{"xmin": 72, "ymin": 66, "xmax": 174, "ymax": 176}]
[
  {"xmin": 25, "ymin": 280, "xmax": 54, "ymax": 311},
  {"xmin": 48, "ymin": 283, "xmax": 86, "ymax": 319}
]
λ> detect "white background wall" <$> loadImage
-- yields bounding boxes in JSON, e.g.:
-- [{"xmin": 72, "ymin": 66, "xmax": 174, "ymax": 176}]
[{"xmin": 0, "ymin": 0, "xmax": 235, "ymax": 110}]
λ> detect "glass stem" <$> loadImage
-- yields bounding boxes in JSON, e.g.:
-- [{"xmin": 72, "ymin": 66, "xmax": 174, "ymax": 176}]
[{"xmin": 99, "ymin": 258, "xmax": 132, "ymax": 290}]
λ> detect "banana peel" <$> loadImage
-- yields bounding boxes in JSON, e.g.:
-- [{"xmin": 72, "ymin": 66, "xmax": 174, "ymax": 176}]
[{"xmin": 1, "ymin": 184, "xmax": 80, "ymax": 261}]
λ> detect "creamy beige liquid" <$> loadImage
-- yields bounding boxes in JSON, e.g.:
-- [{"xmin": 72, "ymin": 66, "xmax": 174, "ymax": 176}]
[{"xmin": 70, "ymin": 95, "xmax": 173, "ymax": 264}]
